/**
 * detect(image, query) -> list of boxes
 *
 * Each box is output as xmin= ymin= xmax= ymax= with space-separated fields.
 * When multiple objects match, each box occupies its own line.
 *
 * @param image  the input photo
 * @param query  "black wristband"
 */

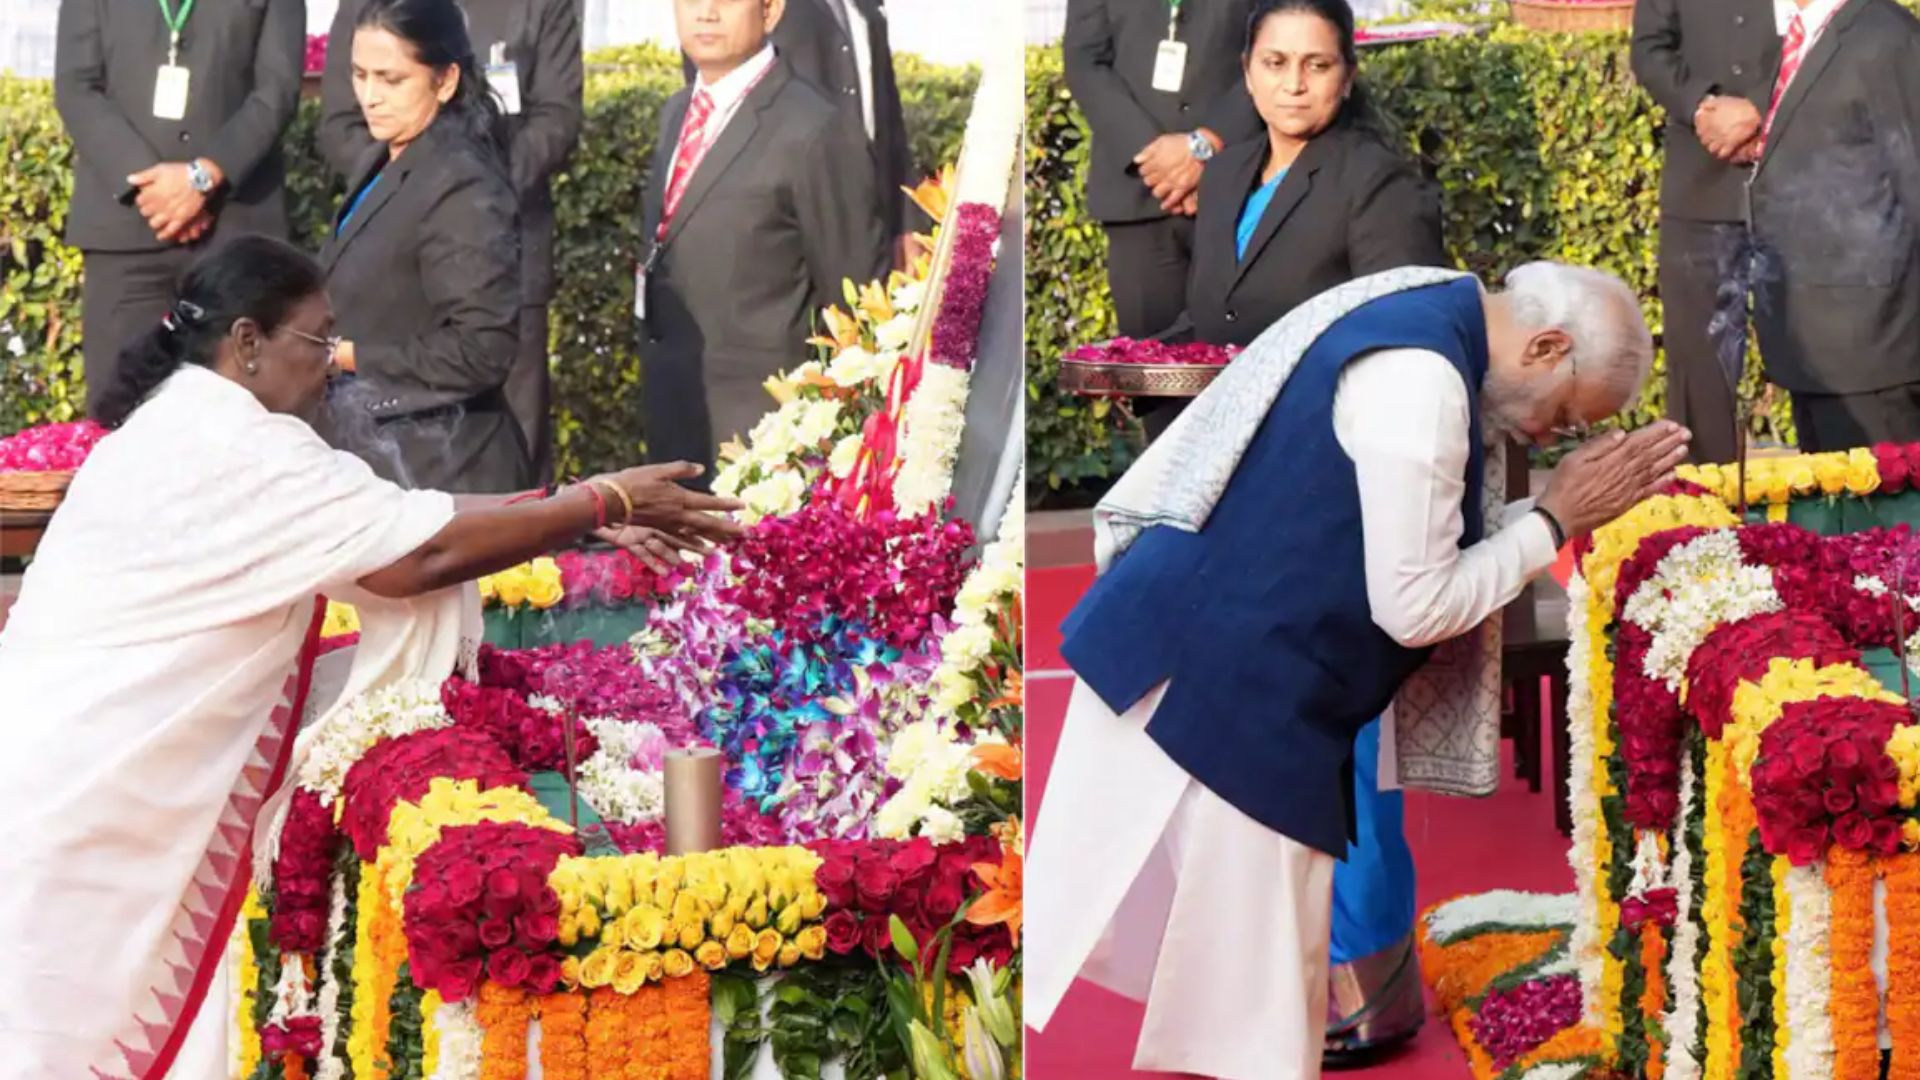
xmin=1534 ymin=505 xmax=1567 ymax=549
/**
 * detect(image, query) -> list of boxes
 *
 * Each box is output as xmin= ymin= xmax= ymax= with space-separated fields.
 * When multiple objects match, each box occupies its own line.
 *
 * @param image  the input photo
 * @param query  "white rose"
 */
xmin=827 ymin=346 xmax=879 ymax=388
xmin=713 ymin=461 xmax=746 ymax=498
xmin=829 ymin=434 xmax=864 ymax=479
xmin=742 ymin=472 xmax=803 ymax=518
xmin=875 ymin=314 xmax=915 ymax=352
xmin=890 ymin=280 xmax=927 ymax=312
xmin=920 ymin=805 xmax=965 ymax=844
xmin=797 ymin=400 xmax=842 ymax=446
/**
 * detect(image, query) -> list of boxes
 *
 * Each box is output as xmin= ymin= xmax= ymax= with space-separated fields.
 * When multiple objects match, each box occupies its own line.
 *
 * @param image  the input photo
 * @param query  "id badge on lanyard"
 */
xmin=486 ymin=42 xmax=523 ymax=116
xmin=1152 ymin=0 xmax=1188 ymax=93
xmin=634 ymin=238 xmax=664 ymax=322
xmin=152 ymin=0 xmax=195 ymax=120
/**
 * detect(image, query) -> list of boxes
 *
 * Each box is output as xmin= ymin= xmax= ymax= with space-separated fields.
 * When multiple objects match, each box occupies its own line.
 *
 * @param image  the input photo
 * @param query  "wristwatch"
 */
xmin=186 ymin=160 xmax=217 ymax=194
xmin=1186 ymin=130 xmax=1216 ymax=162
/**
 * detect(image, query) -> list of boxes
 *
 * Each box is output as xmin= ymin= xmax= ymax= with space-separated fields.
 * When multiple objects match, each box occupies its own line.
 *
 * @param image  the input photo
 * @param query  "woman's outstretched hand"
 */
xmin=591 ymin=462 xmax=746 ymax=572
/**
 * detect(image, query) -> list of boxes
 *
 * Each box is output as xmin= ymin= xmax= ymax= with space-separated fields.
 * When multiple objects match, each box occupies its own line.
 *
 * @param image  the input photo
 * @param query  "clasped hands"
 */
xmin=1134 ymin=132 xmax=1207 ymax=216
xmin=1694 ymin=95 xmax=1765 ymax=164
xmin=127 ymin=160 xmax=223 ymax=246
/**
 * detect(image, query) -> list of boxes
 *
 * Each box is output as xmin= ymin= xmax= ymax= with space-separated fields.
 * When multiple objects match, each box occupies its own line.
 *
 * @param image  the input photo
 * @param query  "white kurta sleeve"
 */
xmin=1332 ymin=347 xmax=1558 ymax=649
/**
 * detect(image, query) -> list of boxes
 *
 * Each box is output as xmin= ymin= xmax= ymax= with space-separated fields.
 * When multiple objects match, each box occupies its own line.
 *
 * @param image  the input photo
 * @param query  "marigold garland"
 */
xmin=348 ymin=861 xmax=385 ymax=1080
xmin=660 ymin=973 xmax=712 ymax=1079
xmin=422 ymin=988 xmax=442 ymax=1079
xmin=1826 ymin=848 xmax=1880 ymax=1080
xmin=1719 ymin=758 xmax=1757 ymax=1079
xmin=537 ymin=991 xmax=590 ymax=1080
xmin=1701 ymin=740 xmax=1735 ymax=1080
xmin=476 ymin=982 xmax=533 ymax=1080
xmin=1770 ymin=857 xmax=1790 ymax=1080
xmin=1640 ymin=918 xmax=1668 ymax=1080
xmin=584 ymin=987 xmax=627 ymax=1077
xmin=1883 ymin=853 xmax=1920 ymax=1079
xmin=235 ymin=887 xmax=266 ymax=1078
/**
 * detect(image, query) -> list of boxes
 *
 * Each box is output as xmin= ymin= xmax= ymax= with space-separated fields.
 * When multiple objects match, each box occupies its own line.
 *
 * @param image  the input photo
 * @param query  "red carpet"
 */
xmin=1024 ymin=565 xmax=1573 ymax=1079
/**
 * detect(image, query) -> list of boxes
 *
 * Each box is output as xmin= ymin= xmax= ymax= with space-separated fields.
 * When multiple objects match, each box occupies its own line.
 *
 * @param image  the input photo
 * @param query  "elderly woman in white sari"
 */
xmin=0 ymin=236 xmax=742 ymax=1080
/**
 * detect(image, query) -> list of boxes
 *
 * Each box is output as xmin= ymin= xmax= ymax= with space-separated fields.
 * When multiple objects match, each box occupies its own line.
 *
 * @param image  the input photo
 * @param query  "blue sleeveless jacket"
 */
xmin=1060 ymin=278 xmax=1490 ymax=856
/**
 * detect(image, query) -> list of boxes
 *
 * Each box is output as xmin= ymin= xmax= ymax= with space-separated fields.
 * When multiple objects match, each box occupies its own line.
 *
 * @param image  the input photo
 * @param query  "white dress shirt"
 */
xmin=1331 ymin=348 xmax=1560 ymax=649
xmin=1775 ymin=0 xmax=1849 ymax=46
xmin=691 ymin=43 xmax=778 ymax=154
xmin=838 ymin=0 xmax=879 ymax=140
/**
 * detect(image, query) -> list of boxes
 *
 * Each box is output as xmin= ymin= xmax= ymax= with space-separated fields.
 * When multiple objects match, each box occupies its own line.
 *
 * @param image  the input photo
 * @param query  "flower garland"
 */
xmin=474 ymin=982 xmax=532 ymax=1080
xmin=891 ymin=361 xmax=973 ymax=519
xmin=427 ymin=999 xmax=481 ymax=1080
xmin=571 ymin=715 xmax=667 ymax=825
xmin=401 ymin=813 xmax=580 ymax=1002
xmin=315 ymin=854 xmax=358 ymax=1080
xmin=1640 ymin=915 xmax=1669 ymax=1079
xmin=1884 ymin=854 xmax=1920 ymax=1078
xmin=1750 ymin=696 xmax=1909 ymax=864
xmin=1700 ymin=740 xmax=1736 ymax=1080
xmin=234 ymin=888 xmax=266 ymax=1079
xmin=1825 ymin=847 xmax=1880 ymax=1080
xmin=441 ymin=677 xmax=599 ymax=774
xmin=1779 ymin=859 xmax=1835 ymax=1080
xmin=338 ymin=727 xmax=528 ymax=861
xmin=930 ymin=487 xmax=1023 ymax=721
xmin=1620 ymin=529 xmax=1782 ymax=696
xmin=1564 ymin=571 xmax=1609 ymax=1027
xmin=1663 ymin=732 xmax=1706 ymax=1080
xmin=536 ymin=991 xmax=589 ymax=1080
xmin=293 ymin=678 xmax=453 ymax=806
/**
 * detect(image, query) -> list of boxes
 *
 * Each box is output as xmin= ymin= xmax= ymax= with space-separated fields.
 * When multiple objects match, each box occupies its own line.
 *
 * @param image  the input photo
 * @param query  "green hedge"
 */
xmin=0 ymin=45 xmax=977 ymax=479
xmin=1024 ymin=29 xmax=1793 ymax=506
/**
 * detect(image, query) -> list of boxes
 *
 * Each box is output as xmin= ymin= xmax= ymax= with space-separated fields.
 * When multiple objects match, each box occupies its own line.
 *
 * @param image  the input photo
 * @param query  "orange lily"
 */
xmin=967 ymin=838 xmax=1022 ymax=942
xmin=971 ymin=742 xmax=1023 ymax=782
xmin=985 ymin=670 xmax=1023 ymax=711
xmin=905 ymin=166 xmax=955 ymax=225
xmin=856 ymin=280 xmax=896 ymax=326
xmin=806 ymin=305 xmax=863 ymax=352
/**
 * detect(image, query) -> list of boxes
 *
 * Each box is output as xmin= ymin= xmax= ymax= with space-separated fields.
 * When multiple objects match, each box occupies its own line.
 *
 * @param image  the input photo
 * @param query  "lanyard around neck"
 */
xmin=157 ymin=0 xmax=196 ymax=64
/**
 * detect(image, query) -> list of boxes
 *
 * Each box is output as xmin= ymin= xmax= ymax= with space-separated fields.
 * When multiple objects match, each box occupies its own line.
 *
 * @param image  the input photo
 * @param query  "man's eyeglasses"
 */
xmin=285 ymin=328 xmax=343 ymax=366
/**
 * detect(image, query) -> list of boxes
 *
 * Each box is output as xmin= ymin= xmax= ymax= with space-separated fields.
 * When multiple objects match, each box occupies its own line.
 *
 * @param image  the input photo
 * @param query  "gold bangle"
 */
xmin=591 ymin=478 xmax=633 ymax=526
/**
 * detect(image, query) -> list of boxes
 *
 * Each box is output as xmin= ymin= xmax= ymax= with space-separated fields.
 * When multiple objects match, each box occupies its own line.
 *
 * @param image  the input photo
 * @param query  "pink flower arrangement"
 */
xmin=1062 ymin=338 xmax=1238 ymax=367
xmin=929 ymin=204 xmax=1000 ymax=371
xmin=261 ymin=1016 xmax=323 ymax=1060
xmin=1751 ymin=697 xmax=1909 ymax=865
xmin=337 ymin=728 xmax=526 ymax=860
xmin=599 ymin=788 xmax=786 ymax=855
xmin=553 ymin=549 xmax=688 ymax=610
xmin=304 ymin=34 xmax=327 ymax=76
xmin=269 ymin=789 xmax=339 ymax=952
xmin=401 ymin=821 xmax=580 ymax=1002
xmin=0 ymin=420 xmax=105 ymax=471
xmin=1468 ymin=976 xmax=1582 ymax=1069
xmin=441 ymin=677 xmax=599 ymax=774
xmin=477 ymin=642 xmax=703 ymax=744
xmin=723 ymin=497 xmax=976 ymax=649
xmin=809 ymin=835 xmax=1014 ymax=973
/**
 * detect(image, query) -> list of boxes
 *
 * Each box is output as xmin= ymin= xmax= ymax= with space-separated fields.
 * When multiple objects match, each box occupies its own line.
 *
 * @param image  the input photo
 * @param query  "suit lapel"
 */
xmin=648 ymin=94 xmax=690 ymax=238
xmin=1757 ymin=0 xmax=1859 ymax=174
xmin=1230 ymin=138 xmax=1329 ymax=292
xmin=325 ymin=144 xmax=404 ymax=269
xmin=665 ymin=64 xmax=791 ymax=245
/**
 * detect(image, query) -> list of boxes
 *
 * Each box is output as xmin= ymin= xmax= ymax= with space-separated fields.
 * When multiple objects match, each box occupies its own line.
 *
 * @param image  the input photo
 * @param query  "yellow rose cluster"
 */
xmin=1680 ymin=449 xmax=1880 ymax=507
xmin=549 ymin=847 xmax=830 ymax=993
xmin=1725 ymin=659 xmax=1903 ymax=783
xmin=383 ymin=779 xmax=569 ymax=904
xmin=477 ymin=556 xmax=564 ymax=610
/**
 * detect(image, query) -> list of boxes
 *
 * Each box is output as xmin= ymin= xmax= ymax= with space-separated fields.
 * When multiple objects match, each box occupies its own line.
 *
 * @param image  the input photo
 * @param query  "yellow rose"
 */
xmin=623 ymin=906 xmax=666 ymax=952
xmin=710 ymin=906 xmax=737 ymax=939
xmin=477 ymin=576 xmax=497 ymax=603
xmin=653 ymin=881 xmax=678 ymax=912
xmin=1813 ymin=457 xmax=1849 ymax=495
xmin=579 ymin=947 xmax=618 ymax=989
xmin=527 ymin=570 xmax=565 ymax=609
xmin=607 ymin=872 xmax=634 ymax=913
xmin=745 ymin=896 xmax=770 ymax=930
xmin=777 ymin=942 xmax=802 ymax=969
xmin=695 ymin=940 xmax=729 ymax=971
xmin=576 ymin=904 xmax=602 ymax=940
xmin=1785 ymin=460 xmax=1817 ymax=495
xmin=662 ymin=949 xmax=696 ymax=979
xmin=775 ymin=902 xmax=803 ymax=937
xmin=796 ymin=926 xmax=828 ymax=961
xmin=726 ymin=924 xmax=756 ymax=960
xmin=642 ymin=953 xmax=666 ymax=983
xmin=561 ymin=955 xmax=583 ymax=988
xmin=798 ymin=889 xmax=827 ymax=922
xmin=675 ymin=918 xmax=705 ymax=951
xmin=658 ymin=860 xmax=687 ymax=891
xmin=1846 ymin=465 xmax=1879 ymax=495
xmin=494 ymin=569 xmax=530 ymax=608
xmin=672 ymin=890 xmax=704 ymax=926
xmin=600 ymin=919 xmax=626 ymax=951
xmin=1905 ymin=820 xmax=1920 ymax=851
xmin=1762 ymin=468 xmax=1792 ymax=506
xmin=558 ymin=916 xmax=579 ymax=948
xmin=752 ymin=929 xmax=783 ymax=972
xmin=612 ymin=950 xmax=649 ymax=995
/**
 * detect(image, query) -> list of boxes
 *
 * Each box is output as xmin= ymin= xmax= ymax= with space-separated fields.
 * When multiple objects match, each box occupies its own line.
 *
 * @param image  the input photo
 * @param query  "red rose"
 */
xmin=479 ymin=916 xmax=514 ymax=949
xmin=824 ymin=911 xmax=863 ymax=955
xmin=1824 ymin=787 xmax=1858 ymax=815
xmin=983 ymin=936 xmax=1015 ymax=969
xmin=1788 ymin=735 xmax=1828 ymax=778
xmin=1787 ymin=826 xmax=1828 ymax=866
xmin=446 ymin=862 xmax=486 ymax=906
xmin=1861 ymin=778 xmax=1901 ymax=815
xmin=862 ymin=916 xmax=894 ymax=959
xmin=486 ymin=868 xmax=522 ymax=901
xmin=889 ymin=839 xmax=938 ymax=882
xmin=517 ymin=913 xmax=560 ymax=946
xmin=446 ymin=957 xmax=486 ymax=1001
xmin=854 ymin=860 xmax=899 ymax=912
xmin=1835 ymin=812 xmax=1874 ymax=850
xmin=533 ymin=888 xmax=562 ymax=917
xmin=817 ymin=855 xmax=856 ymax=892
xmin=487 ymin=947 xmax=532 ymax=987
xmin=948 ymin=935 xmax=981 ymax=972
xmin=924 ymin=877 xmax=966 ymax=922
xmin=526 ymin=953 xmax=563 ymax=996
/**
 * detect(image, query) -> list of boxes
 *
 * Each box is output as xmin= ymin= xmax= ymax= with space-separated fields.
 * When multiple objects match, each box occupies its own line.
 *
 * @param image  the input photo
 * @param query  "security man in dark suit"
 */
xmin=55 ymin=0 xmax=305 ymax=417
xmin=320 ymin=0 xmax=583 ymax=487
xmin=1064 ymin=0 xmax=1264 ymax=342
xmin=686 ymin=0 xmax=917 ymax=264
xmin=641 ymin=0 xmax=888 ymax=483
xmin=1631 ymin=0 xmax=1781 ymax=465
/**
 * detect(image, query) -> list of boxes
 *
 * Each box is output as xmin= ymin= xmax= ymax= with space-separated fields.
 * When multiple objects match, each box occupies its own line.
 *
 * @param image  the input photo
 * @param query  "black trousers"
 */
xmin=1790 ymin=384 xmax=1920 ymax=453
xmin=1104 ymin=215 xmax=1197 ymax=443
xmin=80 ymin=246 xmax=200 ymax=416
xmin=1658 ymin=218 xmax=1749 ymax=467
xmin=506 ymin=304 xmax=554 ymax=487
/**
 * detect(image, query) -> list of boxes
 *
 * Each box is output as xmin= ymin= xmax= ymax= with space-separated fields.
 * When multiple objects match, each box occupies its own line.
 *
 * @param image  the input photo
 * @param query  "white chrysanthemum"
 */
xmin=827 ymin=345 xmax=883 ymax=388
xmin=1663 ymin=743 xmax=1703 ymax=1080
xmin=1421 ymin=890 xmax=1578 ymax=946
xmin=875 ymin=313 xmax=916 ymax=352
xmin=741 ymin=470 xmax=806 ymax=520
xmin=1780 ymin=862 xmax=1834 ymax=1080
xmin=796 ymin=399 xmax=842 ymax=446
xmin=428 ymin=1000 xmax=483 ymax=1080
xmin=886 ymin=720 xmax=952 ymax=782
xmin=892 ymin=365 xmax=971 ymax=517
xmin=920 ymin=805 xmax=965 ymax=844
xmin=713 ymin=459 xmax=747 ymax=498
xmin=829 ymin=434 xmax=864 ymax=479
xmin=1621 ymin=530 xmax=1781 ymax=691
xmin=297 ymin=679 xmax=452 ymax=803
xmin=941 ymin=622 xmax=996 ymax=671
xmin=891 ymin=279 xmax=927 ymax=312
xmin=315 ymin=872 xmax=352 ymax=1080
xmin=875 ymin=779 xmax=932 ymax=839
xmin=1563 ymin=572 xmax=1607 ymax=1023
xmin=933 ymin=671 xmax=976 ymax=715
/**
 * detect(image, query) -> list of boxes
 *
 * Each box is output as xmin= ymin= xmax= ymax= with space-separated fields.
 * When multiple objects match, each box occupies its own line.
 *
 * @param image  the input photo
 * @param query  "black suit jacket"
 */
xmin=54 ymin=0 xmax=303 ymax=252
xmin=1749 ymin=0 xmax=1920 ymax=395
xmin=1178 ymin=127 xmax=1448 ymax=347
xmin=1630 ymin=0 xmax=1781 ymax=222
xmin=683 ymin=0 xmax=914 ymax=234
xmin=638 ymin=58 xmax=888 ymax=472
xmin=1063 ymin=0 xmax=1264 ymax=224
xmin=320 ymin=0 xmax=584 ymax=307
xmin=319 ymin=118 xmax=531 ymax=493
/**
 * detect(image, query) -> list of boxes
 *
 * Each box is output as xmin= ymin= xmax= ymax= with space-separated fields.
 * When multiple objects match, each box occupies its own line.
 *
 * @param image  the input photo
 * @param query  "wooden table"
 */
xmin=0 ymin=510 xmax=50 ymax=559
xmin=1503 ymin=581 xmax=1573 ymax=835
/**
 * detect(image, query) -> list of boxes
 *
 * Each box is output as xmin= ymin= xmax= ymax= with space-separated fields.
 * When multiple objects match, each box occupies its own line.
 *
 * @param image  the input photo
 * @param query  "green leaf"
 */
xmin=889 ymin=914 xmax=920 ymax=966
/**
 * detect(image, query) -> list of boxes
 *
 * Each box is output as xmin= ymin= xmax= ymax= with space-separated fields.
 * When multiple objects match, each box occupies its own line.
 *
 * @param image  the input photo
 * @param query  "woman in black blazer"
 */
xmin=1145 ymin=0 xmax=1447 ymax=433
xmin=320 ymin=0 xmax=530 ymax=493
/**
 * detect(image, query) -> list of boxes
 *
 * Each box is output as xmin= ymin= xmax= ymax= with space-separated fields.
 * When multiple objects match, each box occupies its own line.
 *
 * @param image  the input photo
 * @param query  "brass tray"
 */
xmin=1058 ymin=360 xmax=1227 ymax=398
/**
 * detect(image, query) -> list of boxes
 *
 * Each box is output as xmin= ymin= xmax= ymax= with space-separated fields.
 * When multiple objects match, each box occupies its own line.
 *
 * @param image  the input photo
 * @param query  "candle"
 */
xmin=663 ymin=747 xmax=724 ymax=855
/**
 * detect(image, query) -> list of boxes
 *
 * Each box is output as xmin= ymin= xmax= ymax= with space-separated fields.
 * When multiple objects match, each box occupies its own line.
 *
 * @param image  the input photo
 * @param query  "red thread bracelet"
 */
xmin=580 ymin=482 xmax=608 ymax=529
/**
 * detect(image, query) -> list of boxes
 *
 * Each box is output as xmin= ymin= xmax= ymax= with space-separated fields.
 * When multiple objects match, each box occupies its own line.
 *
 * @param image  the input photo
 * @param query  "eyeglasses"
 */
xmin=285 ymin=328 xmax=343 ymax=366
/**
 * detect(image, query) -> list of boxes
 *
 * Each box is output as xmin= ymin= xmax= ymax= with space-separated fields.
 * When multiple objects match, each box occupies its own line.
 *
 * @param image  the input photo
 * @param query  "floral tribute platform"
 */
xmin=1420 ymin=447 xmax=1920 ymax=1080
xmin=203 ymin=40 xmax=1026 ymax=1080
